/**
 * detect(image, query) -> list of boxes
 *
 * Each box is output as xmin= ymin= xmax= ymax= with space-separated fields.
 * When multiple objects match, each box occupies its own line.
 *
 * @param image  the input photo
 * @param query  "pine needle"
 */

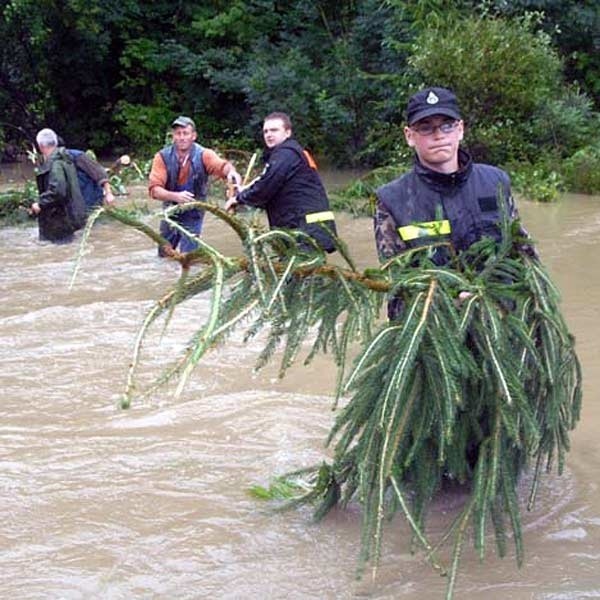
xmin=81 ymin=196 xmax=582 ymax=600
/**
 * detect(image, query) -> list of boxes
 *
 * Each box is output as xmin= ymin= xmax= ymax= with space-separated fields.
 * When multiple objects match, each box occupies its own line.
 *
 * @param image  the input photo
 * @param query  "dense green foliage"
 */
xmin=1 ymin=0 xmax=600 ymax=192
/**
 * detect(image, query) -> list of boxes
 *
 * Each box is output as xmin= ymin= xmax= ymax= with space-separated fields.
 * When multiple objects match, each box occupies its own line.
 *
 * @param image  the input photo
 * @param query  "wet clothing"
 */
xmin=35 ymin=147 xmax=86 ymax=243
xmin=374 ymin=149 xmax=532 ymax=318
xmin=159 ymin=143 xmax=209 ymax=201
xmin=157 ymin=142 xmax=206 ymax=254
xmin=236 ymin=138 xmax=337 ymax=253
xmin=66 ymin=149 xmax=109 ymax=211
xmin=149 ymin=143 xmax=232 ymax=254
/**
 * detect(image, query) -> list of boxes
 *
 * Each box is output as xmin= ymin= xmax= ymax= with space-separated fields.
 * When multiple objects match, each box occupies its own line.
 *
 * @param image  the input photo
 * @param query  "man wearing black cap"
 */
xmin=149 ymin=115 xmax=241 ymax=256
xmin=374 ymin=86 xmax=532 ymax=318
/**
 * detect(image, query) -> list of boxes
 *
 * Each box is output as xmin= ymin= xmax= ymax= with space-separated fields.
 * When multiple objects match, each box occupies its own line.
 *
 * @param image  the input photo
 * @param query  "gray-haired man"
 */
xmin=30 ymin=128 xmax=86 ymax=243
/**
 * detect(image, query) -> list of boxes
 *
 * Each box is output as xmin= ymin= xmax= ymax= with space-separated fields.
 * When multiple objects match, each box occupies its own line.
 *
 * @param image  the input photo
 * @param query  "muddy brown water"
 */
xmin=1 ymin=187 xmax=600 ymax=599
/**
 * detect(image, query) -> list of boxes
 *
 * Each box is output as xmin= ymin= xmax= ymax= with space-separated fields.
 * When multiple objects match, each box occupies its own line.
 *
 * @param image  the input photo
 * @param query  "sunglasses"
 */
xmin=410 ymin=120 xmax=459 ymax=136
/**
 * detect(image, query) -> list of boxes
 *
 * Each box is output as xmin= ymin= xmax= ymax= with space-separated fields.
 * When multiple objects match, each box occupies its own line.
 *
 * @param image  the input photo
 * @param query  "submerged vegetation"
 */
xmin=0 ymin=183 xmax=37 ymax=226
xmin=329 ymin=164 xmax=407 ymax=216
xmin=71 ymin=196 xmax=581 ymax=599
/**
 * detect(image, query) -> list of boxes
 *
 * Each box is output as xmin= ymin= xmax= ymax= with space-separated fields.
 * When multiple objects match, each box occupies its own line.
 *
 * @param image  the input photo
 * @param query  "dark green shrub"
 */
xmin=0 ymin=183 xmax=37 ymax=225
xmin=329 ymin=164 xmax=409 ymax=216
xmin=527 ymin=88 xmax=599 ymax=158
xmin=561 ymin=144 xmax=600 ymax=194
xmin=509 ymin=161 xmax=564 ymax=203
xmin=113 ymin=102 xmax=174 ymax=157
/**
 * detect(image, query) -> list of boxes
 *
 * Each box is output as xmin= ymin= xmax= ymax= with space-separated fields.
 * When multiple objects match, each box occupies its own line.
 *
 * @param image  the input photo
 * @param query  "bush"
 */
xmin=329 ymin=163 xmax=409 ymax=216
xmin=113 ymin=102 xmax=174 ymax=157
xmin=561 ymin=144 xmax=600 ymax=194
xmin=509 ymin=161 xmax=564 ymax=203
xmin=0 ymin=183 xmax=37 ymax=225
xmin=527 ymin=87 xmax=599 ymax=158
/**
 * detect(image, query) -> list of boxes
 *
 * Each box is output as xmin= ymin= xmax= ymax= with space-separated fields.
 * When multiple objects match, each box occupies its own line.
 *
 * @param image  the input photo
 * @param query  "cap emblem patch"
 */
xmin=426 ymin=91 xmax=439 ymax=105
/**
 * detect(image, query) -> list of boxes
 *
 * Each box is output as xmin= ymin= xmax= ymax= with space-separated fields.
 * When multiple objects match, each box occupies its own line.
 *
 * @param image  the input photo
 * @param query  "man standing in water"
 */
xmin=225 ymin=112 xmax=337 ymax=253
xmin=149 ymin=115 xmax=241 ymax=256
xmin=374 ymin=86 xmax=534 ymax=318
xmin=30 ymin=128 xmax=86 ymax=243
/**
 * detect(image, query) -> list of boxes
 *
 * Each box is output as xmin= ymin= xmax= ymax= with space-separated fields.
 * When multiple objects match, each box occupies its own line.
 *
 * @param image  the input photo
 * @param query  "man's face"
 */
xmin=263 ymin=118 xmax=291 ymax=148
xmin=39 ymin=144 xmax=55 ymax=160
xmin=404 ymin=116 xmax=464 ymax=173
xmin=172 ymin=125 xmax=197 ymax=153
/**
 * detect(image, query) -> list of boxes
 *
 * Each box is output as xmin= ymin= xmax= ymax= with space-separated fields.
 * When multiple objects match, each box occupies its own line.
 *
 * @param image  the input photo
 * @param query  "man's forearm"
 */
xmin=374 ymin=202 xmax=406 ymax=261
xmin=151 ymin=185 xmax=194 ymax=204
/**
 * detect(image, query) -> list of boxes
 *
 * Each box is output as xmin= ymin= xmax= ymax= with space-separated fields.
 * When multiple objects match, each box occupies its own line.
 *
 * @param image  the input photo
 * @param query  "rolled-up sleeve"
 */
xmin=202 ymin=149 xmax=234 ymax=179
xmin=148 ymin=153 xmax=168 ymax=198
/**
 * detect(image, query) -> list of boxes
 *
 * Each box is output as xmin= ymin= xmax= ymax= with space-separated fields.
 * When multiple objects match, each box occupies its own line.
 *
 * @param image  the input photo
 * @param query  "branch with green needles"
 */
xmin=71 ymin=199 xmax=581 ymax=600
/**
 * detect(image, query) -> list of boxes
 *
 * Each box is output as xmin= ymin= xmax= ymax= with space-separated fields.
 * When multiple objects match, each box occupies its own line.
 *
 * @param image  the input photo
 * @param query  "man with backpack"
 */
xmin=30 ymin=128 xmax=87 ymax=243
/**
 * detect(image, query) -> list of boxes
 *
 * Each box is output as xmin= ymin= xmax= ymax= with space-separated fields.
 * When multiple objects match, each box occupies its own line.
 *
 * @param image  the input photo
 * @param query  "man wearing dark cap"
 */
xmin=374 ymin=86 xmax=533 ymax=318
xmin=149 ymin=115 xmax=241 ymax=256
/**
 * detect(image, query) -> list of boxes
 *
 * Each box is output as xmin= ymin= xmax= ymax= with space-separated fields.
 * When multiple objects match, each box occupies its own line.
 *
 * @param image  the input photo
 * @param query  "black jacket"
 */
xmin=376 ymin=149 xmax=517 ymax=265
xmin=237 ymin=138 xmax=337 ymax=252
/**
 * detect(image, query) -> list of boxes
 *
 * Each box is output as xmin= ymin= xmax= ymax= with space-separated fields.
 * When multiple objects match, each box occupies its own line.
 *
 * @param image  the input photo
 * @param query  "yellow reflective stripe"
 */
xmin=398 ymin=220 xmax=451 ymax=241
xmin=306 ymin=211 xmax=335 ymax=224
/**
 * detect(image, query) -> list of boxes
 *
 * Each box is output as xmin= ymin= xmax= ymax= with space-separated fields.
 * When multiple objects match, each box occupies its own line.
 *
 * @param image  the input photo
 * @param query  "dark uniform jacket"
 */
xmin=374 ymin=149 xmax=528 ymax=264
xmin=374 ymin=149 xmax=532 ymax=318
xmin=35 ymin=148 xmax=86 ymax=242
xmin=237 ymin=138 xmax=337 ymax=252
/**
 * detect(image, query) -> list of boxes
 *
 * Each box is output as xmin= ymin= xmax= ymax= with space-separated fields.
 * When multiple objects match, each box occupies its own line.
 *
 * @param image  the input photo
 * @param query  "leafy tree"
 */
xmin=236 ymin=0 xmax=415 ymax=164
xmin=2 ymin=0 xmax=600 ymax=176
xmin=1 ymin=0 xmax=132 ymax=152
xmin=0 ymin=0 xmax=51 ymax=150
xmin=478 ymin=0 xmax=600 ymax=102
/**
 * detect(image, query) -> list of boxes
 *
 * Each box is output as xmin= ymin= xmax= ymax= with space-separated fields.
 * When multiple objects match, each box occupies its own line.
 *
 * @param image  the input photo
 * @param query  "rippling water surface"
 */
xmin=1 ymin=191 xmax=600 ymax=599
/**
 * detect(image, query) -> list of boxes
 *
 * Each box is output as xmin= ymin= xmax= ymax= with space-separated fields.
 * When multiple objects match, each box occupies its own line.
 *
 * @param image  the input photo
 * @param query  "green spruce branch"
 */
xmin=75 ymin=202 xmax=386 ymax=408
xmin=72 ymin=200 xmax=581 ymax=600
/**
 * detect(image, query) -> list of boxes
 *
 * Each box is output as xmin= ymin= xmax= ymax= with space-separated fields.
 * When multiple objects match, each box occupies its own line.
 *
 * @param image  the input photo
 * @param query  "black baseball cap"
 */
xmin=406 ymin=87 xmax=461 ymax=125
xmin=171 ymin=115 xmax=196 ymax=129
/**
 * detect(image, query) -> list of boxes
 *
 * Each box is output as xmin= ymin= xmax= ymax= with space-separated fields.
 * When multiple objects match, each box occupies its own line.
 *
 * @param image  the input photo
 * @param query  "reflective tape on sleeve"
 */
xmin=398 ymin=219 xmax=451 ymax=241
xmin=306 ymin=211 xmax=335 ymax=224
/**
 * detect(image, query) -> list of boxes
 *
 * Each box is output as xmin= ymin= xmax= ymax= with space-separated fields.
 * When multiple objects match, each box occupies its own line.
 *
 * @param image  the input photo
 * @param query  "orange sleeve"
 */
xmin=148 ymin=152 xmax=168 ymax=197
xmin=201 ymin=149 xmax=233 ymax=179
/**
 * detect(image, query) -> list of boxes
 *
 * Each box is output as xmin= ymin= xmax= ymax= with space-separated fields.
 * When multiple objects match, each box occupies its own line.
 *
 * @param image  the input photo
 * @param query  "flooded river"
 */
xmin=1 ymin=189 xmax=600 ymax=599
